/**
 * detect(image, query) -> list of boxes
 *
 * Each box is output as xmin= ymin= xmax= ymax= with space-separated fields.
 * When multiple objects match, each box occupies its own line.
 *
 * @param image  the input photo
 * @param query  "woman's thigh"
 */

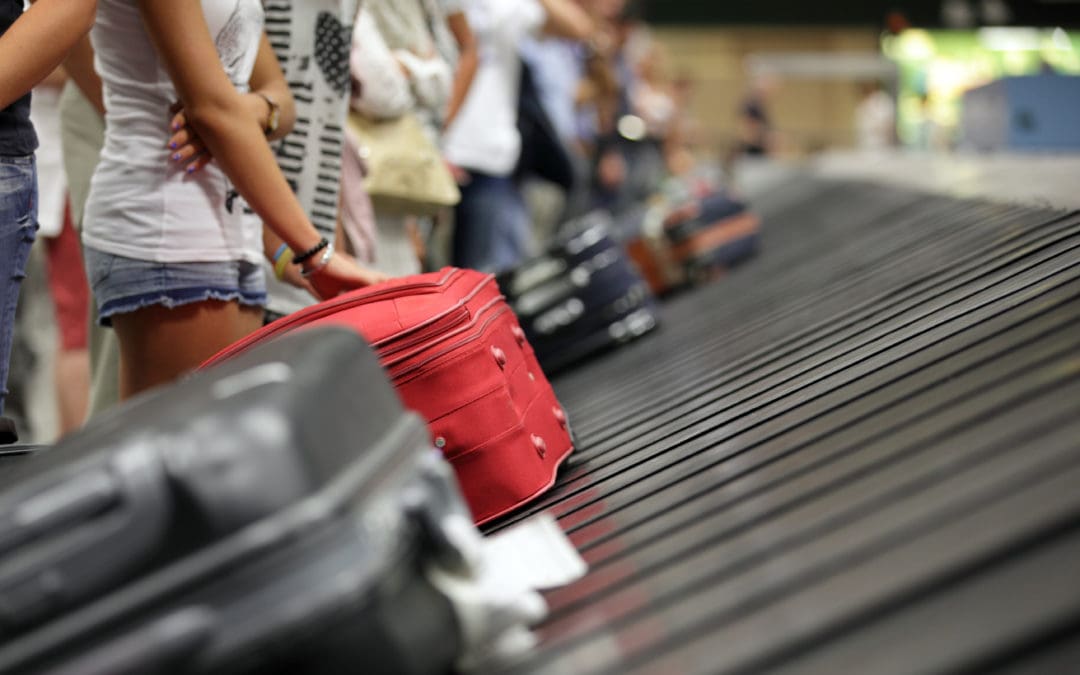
xmin=82 ymin=251 xmax=267 ymax=398
xmin=112 ymin=299 xmax=262 ymax=398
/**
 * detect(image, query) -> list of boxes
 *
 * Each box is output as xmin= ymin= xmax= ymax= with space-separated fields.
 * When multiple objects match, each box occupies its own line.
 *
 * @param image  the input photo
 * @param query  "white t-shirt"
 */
xmin=83 ymin=0 xmax=265 ymax=264
xmin=441 ymin=0 xmax=544 ymax=177
xmin=258 ymin=0 xmax=360 ymax=316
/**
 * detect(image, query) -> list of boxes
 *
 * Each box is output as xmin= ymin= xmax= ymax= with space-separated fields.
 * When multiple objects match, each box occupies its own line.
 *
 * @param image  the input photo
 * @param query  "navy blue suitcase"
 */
xmin=663 ymin=192 xmax=747 ymax=244
xmin=663 ymin=192 xmax=762 ymax=283
xmin=0 ymin=328 xmax=487 ymax=675
xmin=498 ymin=213 xmax=659 ymax=372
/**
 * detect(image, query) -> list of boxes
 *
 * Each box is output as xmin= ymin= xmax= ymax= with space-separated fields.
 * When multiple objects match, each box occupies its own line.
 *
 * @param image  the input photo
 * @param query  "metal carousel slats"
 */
xmin=499 ymin=204 xmax=1075 ymax=528
xmin=556 ymin=197 xmax=1063 ymax=436
xmin=494 ymin=178 xmax=1080 ymax=675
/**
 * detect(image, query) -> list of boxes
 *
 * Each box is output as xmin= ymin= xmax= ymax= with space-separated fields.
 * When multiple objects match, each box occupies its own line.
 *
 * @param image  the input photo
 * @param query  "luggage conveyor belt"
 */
xmin=488 ymin=177 xmax=1080 ymax=674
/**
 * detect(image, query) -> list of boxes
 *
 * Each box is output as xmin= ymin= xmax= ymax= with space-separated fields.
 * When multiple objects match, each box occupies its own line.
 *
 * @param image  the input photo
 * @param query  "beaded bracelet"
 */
xmin=301 ymin=242 xmax=335 ymax=278
xmin=293 ymin=237 xmax=329 ymax=265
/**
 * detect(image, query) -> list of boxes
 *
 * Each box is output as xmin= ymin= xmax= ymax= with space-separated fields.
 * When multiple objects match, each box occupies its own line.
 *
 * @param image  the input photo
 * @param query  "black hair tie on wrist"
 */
xmin=292 ymin=237 xmax=329 ymax=265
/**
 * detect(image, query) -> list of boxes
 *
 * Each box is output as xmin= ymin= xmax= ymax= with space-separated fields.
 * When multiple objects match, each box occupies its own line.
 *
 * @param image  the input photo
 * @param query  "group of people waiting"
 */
xmin=1 ymin=0 xmax=696 ymax=442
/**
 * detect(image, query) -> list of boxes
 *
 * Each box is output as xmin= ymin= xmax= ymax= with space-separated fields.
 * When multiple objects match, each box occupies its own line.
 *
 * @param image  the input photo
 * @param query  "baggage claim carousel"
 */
xmin=489 ymin=160 xmax=1080 ymax=674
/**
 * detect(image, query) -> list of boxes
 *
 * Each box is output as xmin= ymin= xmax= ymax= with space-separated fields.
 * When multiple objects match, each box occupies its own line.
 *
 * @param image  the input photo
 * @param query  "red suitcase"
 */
xmin=204 ymin=268 xmax=574 ymax=525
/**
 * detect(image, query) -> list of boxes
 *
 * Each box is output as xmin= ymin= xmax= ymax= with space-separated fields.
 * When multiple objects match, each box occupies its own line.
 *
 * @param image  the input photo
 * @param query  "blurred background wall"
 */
xmin=651 ymin=26 xmax=882 ymax=156
xmin=640 ymin=0 xmax=1080 ymax=158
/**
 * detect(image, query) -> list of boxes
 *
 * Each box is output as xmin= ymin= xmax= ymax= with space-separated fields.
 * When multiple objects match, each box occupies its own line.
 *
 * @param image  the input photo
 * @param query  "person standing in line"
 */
xmin=0 ymin=0 xmax=98 ymax=441
xmin=736 ymin=75 xmax=779 ymax=158
xmin=58 ymin=41 xmax=119 ymax=421
xmin=348 ymin=0 xmax=456 ymax=276
xmin=29 ymin=66 xmax=93 ymax=436
xmin=854 ymin=80 xmax=896 ymax=152
xmin=342 ymin=0 xmax=477 ymax=273
xmin=436 ymin=0 xmax=479 ymax=132
xmin=136 ymin=0 xmax=378 ymax=323
xmin=443 ymin=0 xmax=593 ymax=273
xmin=254 ymin=0 xmax=372 ymax=323
xmin=81 ymin=0 xmax=386 ymax=400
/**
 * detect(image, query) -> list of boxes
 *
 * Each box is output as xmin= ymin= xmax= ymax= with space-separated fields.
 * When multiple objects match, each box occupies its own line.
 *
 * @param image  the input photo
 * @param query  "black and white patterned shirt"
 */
xmin=259 ymin=0 xmax=360 ymax=315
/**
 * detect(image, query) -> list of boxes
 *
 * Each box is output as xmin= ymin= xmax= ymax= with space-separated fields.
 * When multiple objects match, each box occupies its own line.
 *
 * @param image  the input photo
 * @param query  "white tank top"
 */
xmin=83 ymin=0 xmax=265 ymax=264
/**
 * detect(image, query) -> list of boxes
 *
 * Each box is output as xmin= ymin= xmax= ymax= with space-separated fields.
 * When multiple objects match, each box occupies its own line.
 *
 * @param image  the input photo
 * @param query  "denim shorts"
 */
xmin=83 ymin=247 xmax=267 ymax=326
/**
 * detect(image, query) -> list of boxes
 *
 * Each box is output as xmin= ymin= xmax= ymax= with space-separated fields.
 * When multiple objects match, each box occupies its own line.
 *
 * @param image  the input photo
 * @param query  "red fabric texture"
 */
xmin=204 ymin=268 xmax=574 ymax=524
xmin=45 ymin=201 xmax=90 ymax=351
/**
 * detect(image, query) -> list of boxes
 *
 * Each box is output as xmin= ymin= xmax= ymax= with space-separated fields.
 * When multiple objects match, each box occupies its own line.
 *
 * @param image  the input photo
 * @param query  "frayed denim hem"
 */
xmin=98 ymin=287 xmax=268 ymax=327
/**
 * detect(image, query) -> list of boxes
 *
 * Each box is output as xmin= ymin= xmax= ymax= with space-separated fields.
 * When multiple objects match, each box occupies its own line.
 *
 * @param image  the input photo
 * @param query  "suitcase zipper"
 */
xmin=380 ymin=296 xmax=506 ymax=370
xmin=388 ymin=303 xmax=511 ymax=380
xmin=374 ymin=306 xmax=471 ymax=358
xmin=370 ymin=275 xmax=493 ymax=353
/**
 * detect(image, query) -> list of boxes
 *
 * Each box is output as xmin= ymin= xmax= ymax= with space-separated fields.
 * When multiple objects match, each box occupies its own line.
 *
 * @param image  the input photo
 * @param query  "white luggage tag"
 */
xmin=426 ymin=513 xmax=587 ymax=672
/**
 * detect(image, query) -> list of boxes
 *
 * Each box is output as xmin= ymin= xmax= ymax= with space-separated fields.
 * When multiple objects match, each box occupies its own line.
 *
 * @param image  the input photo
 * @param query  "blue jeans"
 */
xmin=0 ymin=155 xmax=38 ymax=416
xmin=452 ymin=173 xmax=531 ymax=273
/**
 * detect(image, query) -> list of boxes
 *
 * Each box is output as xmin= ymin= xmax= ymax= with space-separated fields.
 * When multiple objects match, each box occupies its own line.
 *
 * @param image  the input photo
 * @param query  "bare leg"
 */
xmin=53 ymin=347 xmax=90 ymax=434
xmin=111 ymin=300 xmax=263 ymax=400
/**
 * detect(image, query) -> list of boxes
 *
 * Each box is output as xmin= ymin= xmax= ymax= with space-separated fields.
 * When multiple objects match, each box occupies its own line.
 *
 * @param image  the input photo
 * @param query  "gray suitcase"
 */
xmin=0 ymin=328 xmax=480 ymax=674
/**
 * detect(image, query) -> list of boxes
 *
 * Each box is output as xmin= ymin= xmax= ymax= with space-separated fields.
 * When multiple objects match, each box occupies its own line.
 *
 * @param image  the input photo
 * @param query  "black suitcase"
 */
xmin=498 ymin=212 xmax=658 ymax=373
xmin=0 ymin=328 xmax=480 ymax=675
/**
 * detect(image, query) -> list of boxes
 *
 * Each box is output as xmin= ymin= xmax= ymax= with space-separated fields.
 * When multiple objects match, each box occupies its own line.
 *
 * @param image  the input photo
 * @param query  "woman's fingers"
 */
xmin=169 ymin=137 xmax=205 ymax=163
xmin=167 ymin=124 xmax=214 ymax=174
xmin=186 ymin=152 xmax=213 ymax=174
xmin=167 ymin=125 xmax=192 ymax=151
xmin=169 ymin=140 xmax=214 ymax=175
xmin=169 ymin=106 xmax=187 ymax=132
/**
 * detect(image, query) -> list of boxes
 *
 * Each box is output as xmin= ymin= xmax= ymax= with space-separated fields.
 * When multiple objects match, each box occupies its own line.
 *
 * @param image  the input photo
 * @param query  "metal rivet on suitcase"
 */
xmin=531 ymin=434 xmax=547 ymax=458
xmin=434 ymin=436 xmax=447 ymax=449
xmin=528 ymin=372 xmax=536 ymax=382
xmin=553 ymin=407 xmax=567 ymax=429
xmin=511 ymin=326 xmax=526 ymax=346
xmin=491 ymin=346 xmax=507 ymax=369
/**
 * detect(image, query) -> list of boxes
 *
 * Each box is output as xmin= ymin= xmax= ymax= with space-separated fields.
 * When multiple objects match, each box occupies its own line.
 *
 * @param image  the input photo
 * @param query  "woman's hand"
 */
xmin=305 ymin=252 xmax=390 ymax=301
xmin=276 ymin=257 xmax=316 ymax=296
xmin=167 ymin=93 xmax=274 ymax=174
xmin=446 ymin=159 xmax=470 ymax=186
xmin=167 ymin=103 xmax=212 ymax=174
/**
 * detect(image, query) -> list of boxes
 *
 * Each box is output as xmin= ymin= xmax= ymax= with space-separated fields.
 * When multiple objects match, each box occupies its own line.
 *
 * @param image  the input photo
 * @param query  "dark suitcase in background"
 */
xmin=663 ymin=192 xmax=762 ymax=283
xmin=498 ymin=212 xmax=659 ymax=373
xmin=0 ymin=328 xmax=485 ymax=675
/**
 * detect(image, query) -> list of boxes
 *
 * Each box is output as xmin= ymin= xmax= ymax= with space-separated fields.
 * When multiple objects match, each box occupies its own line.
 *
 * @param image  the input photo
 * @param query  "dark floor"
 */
xmin=489 ymin=176 xmax=1080 ymax=675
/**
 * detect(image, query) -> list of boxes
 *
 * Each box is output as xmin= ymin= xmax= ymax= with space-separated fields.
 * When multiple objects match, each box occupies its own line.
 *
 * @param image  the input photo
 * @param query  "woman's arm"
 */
xmin=0 ymin=0 xmax=97 ymax=110
xmin=537 ymin=0 xmax=593 ymax=41
xmin=350 ymin=10 xmax=414 ymax=120
xmin=139 ymin=0 xmax=318 ymax=254
xmin=168 ymin=34 xmax=295 ymax=172
xmin=246 ymin=34 xmax=296 ymax=140
xmin=139 ymin=0 xmax=385 ymax=294
xmin=442 ymin=11 xmax=477 ymax=129
xmin=39 ymin=66 xmax=67 ymax=89
xmin=63 ymin=35 xmax=105 ymax=116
